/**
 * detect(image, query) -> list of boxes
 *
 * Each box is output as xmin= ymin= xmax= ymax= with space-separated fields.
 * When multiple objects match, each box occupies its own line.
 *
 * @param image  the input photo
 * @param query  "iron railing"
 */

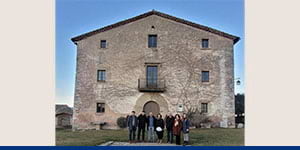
xmin=138 ymin=78 xmax=166 ymax=92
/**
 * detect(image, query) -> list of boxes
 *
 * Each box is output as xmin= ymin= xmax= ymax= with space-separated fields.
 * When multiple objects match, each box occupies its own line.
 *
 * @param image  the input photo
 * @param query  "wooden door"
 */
xmin=143 ymin=101 xmax=160 ymax=116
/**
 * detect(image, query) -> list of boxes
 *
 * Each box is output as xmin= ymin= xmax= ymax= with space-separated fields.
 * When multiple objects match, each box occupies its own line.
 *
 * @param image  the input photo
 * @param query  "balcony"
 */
xmin=138 ymin=78 xmax=166 ymax=92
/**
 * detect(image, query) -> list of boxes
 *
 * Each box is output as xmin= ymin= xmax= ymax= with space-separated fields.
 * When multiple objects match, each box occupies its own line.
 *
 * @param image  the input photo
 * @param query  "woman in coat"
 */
xmin=182 ymin=113 xmax=190 ymax=145
xmin=155 ymin=113 xmax=165 ymax=144
xmin=173 ymin=114 xmax=182 ymax=145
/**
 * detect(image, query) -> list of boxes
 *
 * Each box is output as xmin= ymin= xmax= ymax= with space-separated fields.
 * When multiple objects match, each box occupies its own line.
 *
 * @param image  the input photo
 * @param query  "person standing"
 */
xmin=155 ymin=113 xmax=165 ymax=144
xmin=137 ymin=111 xmax=147 ymax=142
xmin=127 ymin=111 xmax=138 ymax=143
xmin=147 ymin=112 xmax=156 ymax=142
xmin=182 ymin=113 xmax=190 ymax=146
xmin=173 ymin=114 xmax=182 ymax=145
xmin=165 ymin=113 xmax=174 ymax=143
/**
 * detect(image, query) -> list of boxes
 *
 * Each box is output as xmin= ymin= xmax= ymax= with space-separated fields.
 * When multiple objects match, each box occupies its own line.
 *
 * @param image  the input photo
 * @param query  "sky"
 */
xmin=56 ymin=0 xmax=244 ymax=107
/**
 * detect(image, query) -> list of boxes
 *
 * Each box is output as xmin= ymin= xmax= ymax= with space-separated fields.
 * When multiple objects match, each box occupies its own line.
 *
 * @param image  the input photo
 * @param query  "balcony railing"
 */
xmin=138 ymin=78 xmax=166 ymax=92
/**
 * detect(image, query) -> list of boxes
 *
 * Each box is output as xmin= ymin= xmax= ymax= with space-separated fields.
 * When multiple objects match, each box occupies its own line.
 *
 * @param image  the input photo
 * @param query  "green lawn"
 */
xmin=56 ymin=128 xmax=244 ymax=146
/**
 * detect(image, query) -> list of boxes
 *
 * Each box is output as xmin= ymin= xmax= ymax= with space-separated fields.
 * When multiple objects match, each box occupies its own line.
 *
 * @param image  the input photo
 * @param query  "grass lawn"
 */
xmin=56 ymin=128 xmax=244 ymax=146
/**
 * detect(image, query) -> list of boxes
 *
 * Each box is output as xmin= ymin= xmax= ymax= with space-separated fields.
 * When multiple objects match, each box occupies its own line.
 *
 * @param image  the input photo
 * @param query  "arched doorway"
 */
xmin=143 ymin=101 xmax=160 ymax=116
xmin=134 ymin=93 xmax=168 ymax=117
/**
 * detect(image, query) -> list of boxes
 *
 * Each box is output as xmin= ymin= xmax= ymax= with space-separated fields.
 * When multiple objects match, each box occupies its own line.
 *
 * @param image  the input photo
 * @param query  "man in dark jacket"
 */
xmin=165 ymin=113 xmax=175 ymax=143
xmin=137 ymin=111 xmax=147 ymax=142
xmin=127 ymin=111 xmax=138 ymax=143
xmin=147 ymin=112 xmax=156 ymax=142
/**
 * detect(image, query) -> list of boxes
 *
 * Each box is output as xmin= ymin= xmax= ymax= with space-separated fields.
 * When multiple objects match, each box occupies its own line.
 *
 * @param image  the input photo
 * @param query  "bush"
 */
xmin=186 ymin=107 xmax=212 ymax=128
xmin=117 ymin=116 xmax=127 ymax=128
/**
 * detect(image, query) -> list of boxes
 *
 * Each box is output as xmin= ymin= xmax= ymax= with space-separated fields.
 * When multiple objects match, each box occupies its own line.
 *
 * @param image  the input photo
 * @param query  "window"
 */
xmin=100 ymin=40 xmax=106 ymax=48
xmin=96 ymin=103 xmax=105 ymax=113
xmin=201 ymin=71 xmax=209 ymax=82
xmin=201 ymin=103 xmax=208 ymax=113
xmin=148 ymin=35 xmax=157 ymax=48
xmin=202 ymin=39 xmax=209 ymax=48
xmin=97 ymin=70 xmax=106 ymax=81
xmin=146 ymin=66 xmax=158 ymax=87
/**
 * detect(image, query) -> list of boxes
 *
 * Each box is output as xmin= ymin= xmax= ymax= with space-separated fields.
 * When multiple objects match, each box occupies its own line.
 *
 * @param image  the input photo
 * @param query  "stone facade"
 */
xmin=56 ymin=104 xmax=73 ymax=128
xmin=71 ymin=11 xmax=239 ymax=130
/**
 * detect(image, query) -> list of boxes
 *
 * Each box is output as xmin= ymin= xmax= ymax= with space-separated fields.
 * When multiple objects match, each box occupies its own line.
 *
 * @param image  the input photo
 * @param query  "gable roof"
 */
xmin=71 ymin=10 xmax=240 ymax=44
xmin=56 ymin=104 xmax=73 ymax=115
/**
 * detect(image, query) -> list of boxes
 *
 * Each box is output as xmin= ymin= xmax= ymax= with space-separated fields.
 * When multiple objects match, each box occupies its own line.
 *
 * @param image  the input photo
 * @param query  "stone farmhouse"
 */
xmin=56 ymin=104 xmax=73 ymax=128
xmin=71 ymin=10 xmax=240 ymax=130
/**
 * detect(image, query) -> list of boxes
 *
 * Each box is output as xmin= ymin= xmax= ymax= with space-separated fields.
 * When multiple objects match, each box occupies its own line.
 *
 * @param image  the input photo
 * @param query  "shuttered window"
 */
xmin=201 ymin=103 xmax=208 ymax=113
xmin=100 ymin=40 xmax=106 ymax=48
xmin=202 ymin=71 xmax=209 ymax=82
xmin=202 ymin=39 xmax=209 ymax=48
xmin=148 ymin=35 xmax=157 ymax=48
xmin=97 ymin=70 xmax=106 ymax=81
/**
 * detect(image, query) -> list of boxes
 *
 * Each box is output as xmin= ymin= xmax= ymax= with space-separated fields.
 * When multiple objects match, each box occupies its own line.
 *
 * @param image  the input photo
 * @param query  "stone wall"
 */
xmin=56 ymin=114 xmax=72 ymax=128
xmin=73 ymin=15 xmax=235 ymax=130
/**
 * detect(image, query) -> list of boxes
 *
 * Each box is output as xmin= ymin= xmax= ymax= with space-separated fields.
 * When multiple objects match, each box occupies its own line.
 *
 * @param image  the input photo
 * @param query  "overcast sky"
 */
xmin=56 ymin=0 xmax=244 ymax=107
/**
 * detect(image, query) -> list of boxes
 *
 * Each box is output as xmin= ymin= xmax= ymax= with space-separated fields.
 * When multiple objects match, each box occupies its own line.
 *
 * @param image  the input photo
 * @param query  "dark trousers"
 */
xmin=167 ymin=130 xmax=173 ymax=143
xmin=175 ymin=135 xmax=181 ymax=145
xmin=137 ymin=127 xmax=145 ymax=141
xmin=129 ymin=127 xmax=137 ymax=141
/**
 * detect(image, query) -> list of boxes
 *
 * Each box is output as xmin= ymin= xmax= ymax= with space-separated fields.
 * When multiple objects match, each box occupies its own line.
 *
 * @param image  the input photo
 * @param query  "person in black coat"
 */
xmin=137 ymin=111 xmax=147 ymax=142
xmin=155 ymin=113 xmax=165 ymax=144
xmin=165 ymin=113 xmax=175 ymax=143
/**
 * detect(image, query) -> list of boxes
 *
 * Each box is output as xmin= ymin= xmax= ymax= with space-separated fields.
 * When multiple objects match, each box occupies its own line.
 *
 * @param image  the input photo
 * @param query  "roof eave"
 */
xmin=233 ymin=37 xmax=240 ymax=44
xmin=71 ymin=10 xmax=240 ymax=45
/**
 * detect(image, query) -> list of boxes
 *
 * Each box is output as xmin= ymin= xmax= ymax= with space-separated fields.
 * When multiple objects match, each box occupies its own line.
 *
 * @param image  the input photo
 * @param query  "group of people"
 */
xmin=126 ymin=111 xmax=190 ymax=145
